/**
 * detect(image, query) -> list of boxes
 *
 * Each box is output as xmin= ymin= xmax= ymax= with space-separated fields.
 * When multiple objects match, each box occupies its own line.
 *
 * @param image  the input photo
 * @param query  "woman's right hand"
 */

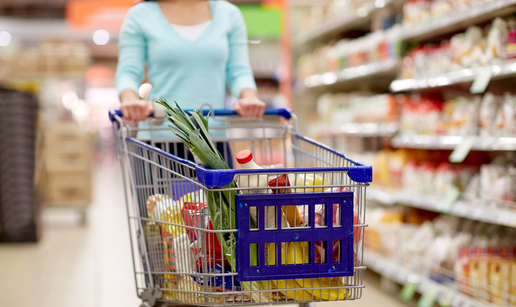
xmin=120 ymin=89 xmax=154 ymax=121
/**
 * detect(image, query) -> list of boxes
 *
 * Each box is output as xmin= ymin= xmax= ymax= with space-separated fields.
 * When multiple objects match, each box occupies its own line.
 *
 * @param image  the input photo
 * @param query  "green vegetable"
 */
xmin=156 ymin=98 xmax=264 ymax=302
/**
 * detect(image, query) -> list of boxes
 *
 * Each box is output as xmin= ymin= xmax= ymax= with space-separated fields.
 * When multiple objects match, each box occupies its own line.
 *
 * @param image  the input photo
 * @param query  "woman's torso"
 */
xmin=128 ymin=1 xmax=236 ymax=139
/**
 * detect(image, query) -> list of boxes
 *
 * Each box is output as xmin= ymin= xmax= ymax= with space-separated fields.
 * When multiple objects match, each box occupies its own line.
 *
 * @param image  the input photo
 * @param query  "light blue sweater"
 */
xmin=116 ymin=0 xmax=257 ymax=139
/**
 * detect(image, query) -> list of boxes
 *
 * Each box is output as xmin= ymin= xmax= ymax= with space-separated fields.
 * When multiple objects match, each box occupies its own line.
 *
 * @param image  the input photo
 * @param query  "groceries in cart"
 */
xmin=113 ymin=101 xmax=369 ymax=305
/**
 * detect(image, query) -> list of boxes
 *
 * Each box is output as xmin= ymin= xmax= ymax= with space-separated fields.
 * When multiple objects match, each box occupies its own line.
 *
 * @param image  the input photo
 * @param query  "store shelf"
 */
xmin=364 ymin=252 xmax=491 ymax=307
xmin=368 ymin=187 xmax=516 ymax=228
xmin=294 ymin=0 xmax=395 ymax=46
xmin=400 ymin=0 xmax=516 ymax=41
xmin=304 ymin=59 xmax=399 ymax=89
xmin=324 ymin=122 xmax=399 ymax=137
xmin=0 ymin=18 xmax=118 ymax=42
xmin=390 ymin=135 xmax=516 ymax=150
xmin=390 ymin=61 xmax=516 ymax=93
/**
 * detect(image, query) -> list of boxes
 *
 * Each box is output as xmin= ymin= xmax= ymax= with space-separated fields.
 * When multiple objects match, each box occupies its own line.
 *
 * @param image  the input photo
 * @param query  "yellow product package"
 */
xmin=156 ymin=198 xmax=186 ymax=237
xmin=288 ymin=174 xmax=330 ymax=193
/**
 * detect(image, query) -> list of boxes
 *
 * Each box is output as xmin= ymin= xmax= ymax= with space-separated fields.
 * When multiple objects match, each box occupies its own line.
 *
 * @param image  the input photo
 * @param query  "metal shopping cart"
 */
xmin=109 ymin=108 xmax=371 ymax=307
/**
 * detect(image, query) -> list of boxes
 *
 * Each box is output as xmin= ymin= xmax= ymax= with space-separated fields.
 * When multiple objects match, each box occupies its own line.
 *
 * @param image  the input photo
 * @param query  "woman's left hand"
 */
xmin=234 ymin=89 xmax=266 ymax=118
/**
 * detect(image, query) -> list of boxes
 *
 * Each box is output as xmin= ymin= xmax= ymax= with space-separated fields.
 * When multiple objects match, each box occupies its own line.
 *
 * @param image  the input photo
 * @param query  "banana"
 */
xmin=269 ymin=242 xmax=313 ymax=300
xmin=286 ymin=242 xmax=347 ymax=301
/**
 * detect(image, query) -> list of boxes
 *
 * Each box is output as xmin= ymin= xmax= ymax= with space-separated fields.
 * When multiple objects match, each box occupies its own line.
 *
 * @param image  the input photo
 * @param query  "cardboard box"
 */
xmin=47 ymin=173 xmax=91 ymax=202
xmin=45 ymin=153 xmax=91 ymax=172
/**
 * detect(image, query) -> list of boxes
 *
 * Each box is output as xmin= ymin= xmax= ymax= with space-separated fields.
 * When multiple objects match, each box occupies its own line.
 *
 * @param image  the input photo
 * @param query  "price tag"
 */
xmin=470 ymin=69 xmax=493 ymax=94
xmin=418 ymin=287 xmax=439 ymax=307
xmin=441 ymin=186 xmax=460 ymax=213
xmin=401 ymin=275 xmax=420 ymax=302
xmin=449 ymin=137 xmax=475 ymax=163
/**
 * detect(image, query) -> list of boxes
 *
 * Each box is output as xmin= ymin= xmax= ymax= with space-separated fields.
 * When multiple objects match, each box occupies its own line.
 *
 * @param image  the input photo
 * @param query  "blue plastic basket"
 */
xmin=235 ymin=192 xmax=355 ymax=282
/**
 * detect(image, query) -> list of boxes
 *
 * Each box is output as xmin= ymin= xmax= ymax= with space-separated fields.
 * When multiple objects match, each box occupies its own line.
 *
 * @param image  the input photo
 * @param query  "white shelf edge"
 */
xmin=363 ymin=252 xmax=492 ymax=307
xmin=390 ymin=135 xmax=516 ymax=151
xmin=390 ymin=61 xmax=516 ymax=93
xmin=322 ymin=123 xmax=399 ymax=137
xmin=400 ymin=0 xmax=516 ymax=41
xmin=304 ymin=59 xmax=399 ymax=88
xmin=367 ymin=187 xmax=516 ymax=228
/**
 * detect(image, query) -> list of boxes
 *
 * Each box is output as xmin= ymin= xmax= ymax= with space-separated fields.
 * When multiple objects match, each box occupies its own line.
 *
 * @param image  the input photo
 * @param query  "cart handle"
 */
xmin=108 ymin=108 xmax=293 ymax=123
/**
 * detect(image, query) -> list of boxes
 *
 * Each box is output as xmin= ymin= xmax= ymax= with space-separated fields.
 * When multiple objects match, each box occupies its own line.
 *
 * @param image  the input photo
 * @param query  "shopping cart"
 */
xmin=109 ymin=108 xmax=371 ymax=307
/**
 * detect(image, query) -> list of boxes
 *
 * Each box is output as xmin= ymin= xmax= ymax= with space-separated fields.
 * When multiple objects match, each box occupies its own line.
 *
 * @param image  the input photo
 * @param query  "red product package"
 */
xmin=267 ymin=174 xmax=292 ymax=194
xmin=181 ymin=202 xmax=227 ymax=269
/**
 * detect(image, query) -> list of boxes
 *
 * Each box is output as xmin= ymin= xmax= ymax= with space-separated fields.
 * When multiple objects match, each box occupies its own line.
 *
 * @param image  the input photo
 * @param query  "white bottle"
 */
xmin=236 ymin=150 xmax=288 ymax=229
xmin=236 ymin=150 xmax=269 ymax=194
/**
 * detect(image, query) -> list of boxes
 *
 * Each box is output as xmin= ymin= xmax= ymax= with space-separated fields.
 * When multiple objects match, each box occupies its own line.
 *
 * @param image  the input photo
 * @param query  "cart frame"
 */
xmin=110 ymin=108 xmax=370 ymax=307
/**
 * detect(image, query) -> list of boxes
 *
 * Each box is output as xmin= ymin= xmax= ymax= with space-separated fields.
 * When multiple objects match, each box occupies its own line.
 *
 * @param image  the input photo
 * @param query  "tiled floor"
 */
xmin=0 ymin=157 xmax=406 ymax=307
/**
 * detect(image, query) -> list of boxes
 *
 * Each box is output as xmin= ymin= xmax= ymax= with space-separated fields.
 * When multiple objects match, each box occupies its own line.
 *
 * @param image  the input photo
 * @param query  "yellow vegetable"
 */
xmin=269 ymin=242 xmax=313 ymax=301
xmin=268 ymin=242 xmax=347 ymax=300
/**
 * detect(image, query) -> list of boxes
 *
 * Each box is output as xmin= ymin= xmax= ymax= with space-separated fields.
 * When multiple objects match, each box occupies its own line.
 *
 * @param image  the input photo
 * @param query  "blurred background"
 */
xmin=1 ymin=0 xmax=516 ymax=306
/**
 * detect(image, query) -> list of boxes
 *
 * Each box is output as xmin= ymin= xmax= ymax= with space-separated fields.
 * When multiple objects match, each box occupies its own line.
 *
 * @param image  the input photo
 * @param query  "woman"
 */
xmin=116 ymin=0 xmax=266 ymax=137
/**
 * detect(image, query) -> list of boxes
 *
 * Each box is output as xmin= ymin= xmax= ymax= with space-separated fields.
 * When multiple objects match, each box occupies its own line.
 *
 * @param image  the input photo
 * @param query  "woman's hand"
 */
xmin=120 ymin=89 xmax=154 ymax=121
xmin=234 ymin=88 xmax=266 ymax=118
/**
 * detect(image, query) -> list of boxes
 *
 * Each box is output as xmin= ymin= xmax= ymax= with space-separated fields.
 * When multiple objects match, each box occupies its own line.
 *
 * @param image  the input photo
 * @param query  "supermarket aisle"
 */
xmin=0 ymin=156 xmax=404 ymax=307
xmin=0 ymin=157 xmax=140 ymax=307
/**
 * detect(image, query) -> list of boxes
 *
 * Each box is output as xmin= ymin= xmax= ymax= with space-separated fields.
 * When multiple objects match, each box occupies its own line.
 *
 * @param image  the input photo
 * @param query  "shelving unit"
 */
xmin=304 ymin=59 xmax=399 ymax=88
xmin=390 ymin=61 xmax=516 ymax=92
xmin=295 ymin=0 xmax=397 ymax=46
xmin=363 ymin=252 xmax=492 ymax=307
xmin=399 ymin=0 xmax=516 ymax=41
xmin=321 ymin=122 xmax=399 ymax=137
xmin=390 ymin=134 xmax=516 ymax=150
xmin=368 ymin=187 xmax=516 ymax=227
xmin=293 ymin=0 xmax=516 ymax=305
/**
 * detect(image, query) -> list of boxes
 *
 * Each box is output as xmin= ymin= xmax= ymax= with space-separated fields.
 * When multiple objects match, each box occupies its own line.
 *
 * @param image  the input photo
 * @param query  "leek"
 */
xmin=155 ymin=98 xmax=264 ymax=302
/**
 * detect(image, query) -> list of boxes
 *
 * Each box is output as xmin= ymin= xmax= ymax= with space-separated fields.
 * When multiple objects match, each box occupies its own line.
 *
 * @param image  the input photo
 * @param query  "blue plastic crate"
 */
xmin=235 ymin=192 xmax=354 ymax=282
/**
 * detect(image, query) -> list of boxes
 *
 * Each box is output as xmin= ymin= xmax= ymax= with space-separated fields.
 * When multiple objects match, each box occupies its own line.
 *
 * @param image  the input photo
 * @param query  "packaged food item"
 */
xmin=501 ymin=93 xmax=516 ymax=136
xmin=192 ymin=264 xmax=242 ymax=291
xmin=288 ymin=173 xmax=330 ymax=193
xmin=479 ymin=92 xmax=500 ymax=137
xmin=181 ymin=202 xmax=226 ymax=269
xmin=236 ymin=150 xmax=269 ymax=194
xmin=146 ymin=194 xmax=187 ymax=237
xmin=505 ymin=30 xmax=516 ymax=60
xmin=484 ymin=18 xmax=508 ymax=65
xmin=156 ymin=198 xmax=186 ymax=237
xmin=268 ymin=174 xmax=304 ymax=227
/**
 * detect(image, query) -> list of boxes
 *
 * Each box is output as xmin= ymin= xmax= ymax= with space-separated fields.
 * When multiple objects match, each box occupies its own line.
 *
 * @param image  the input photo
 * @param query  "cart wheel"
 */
xmin=140 ymin=287 xmax=162 ymax=307
xmin=298 ymin=303 xmax=315 ymax=307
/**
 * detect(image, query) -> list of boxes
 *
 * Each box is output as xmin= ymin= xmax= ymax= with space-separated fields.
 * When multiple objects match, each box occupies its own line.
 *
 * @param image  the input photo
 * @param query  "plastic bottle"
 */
xmin=236 ymin=150 xmax=269 ymax=194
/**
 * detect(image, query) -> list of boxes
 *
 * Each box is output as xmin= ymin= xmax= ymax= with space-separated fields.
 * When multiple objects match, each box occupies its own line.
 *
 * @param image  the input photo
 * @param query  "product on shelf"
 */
xmin=0 ymin=40 xmax=90 ymax=79
xmin=296 ymin=0 xmax=388 ymax=33
xmin=366 ymin=209 xmax=516 ymax=305
xmin=399 ymin=18 xmax=514 ymax=79
xmin=465 ymin=161 xmax=516 ymax=206
xmin=316 ymin=93 xmax=400 ymax=126
xmin=402 ymin=0 xmax=510 ymax=28
xmin=297 ymin=26 xmax=401 ymax=79
xmin=399 ymin=93 xmax=516 ymax=137
xmin=373 ymin=148 xmax=516 ymax=208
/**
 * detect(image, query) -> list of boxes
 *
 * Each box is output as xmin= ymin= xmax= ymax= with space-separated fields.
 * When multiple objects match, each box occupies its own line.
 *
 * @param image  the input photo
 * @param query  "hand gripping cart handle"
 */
xmin=110 ymin=108 xmax=370 ymax=307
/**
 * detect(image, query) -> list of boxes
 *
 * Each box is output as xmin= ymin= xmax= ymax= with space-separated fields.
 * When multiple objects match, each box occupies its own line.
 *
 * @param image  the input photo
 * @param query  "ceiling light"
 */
xmin=0 ymin=31 xmax=12 ymax=47
xmin=93 ymin=29 xmax=110 ymax=46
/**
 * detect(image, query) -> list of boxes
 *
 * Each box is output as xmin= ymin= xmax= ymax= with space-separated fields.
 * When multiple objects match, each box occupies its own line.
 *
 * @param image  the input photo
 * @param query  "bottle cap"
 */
xmin=236 ymin=150 xmax=253 ymax=164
